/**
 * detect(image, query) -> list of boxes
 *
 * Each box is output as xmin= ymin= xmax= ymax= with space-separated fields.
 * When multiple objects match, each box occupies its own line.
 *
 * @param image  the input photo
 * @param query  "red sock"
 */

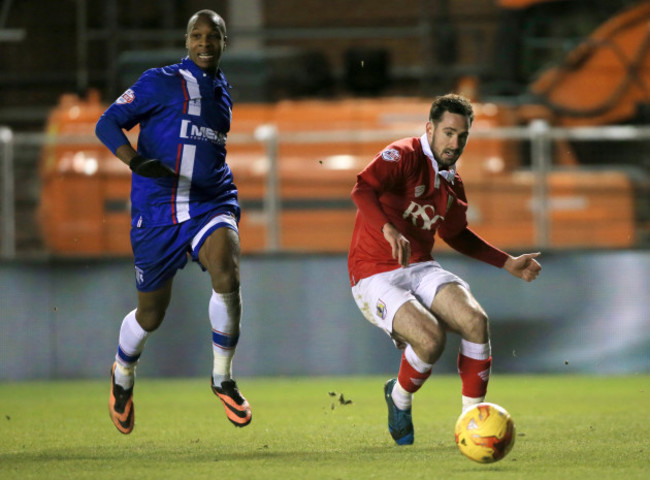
xmin=457 ymin=354 xmax=492 ymax=398
xmin=397 ymin=351 xmax=432 ymax=394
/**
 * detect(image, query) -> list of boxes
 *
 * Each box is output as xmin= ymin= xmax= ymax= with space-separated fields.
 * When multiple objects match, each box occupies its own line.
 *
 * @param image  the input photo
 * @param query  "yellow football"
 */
xmin=454 ymin=402 xmax=516 ymax=463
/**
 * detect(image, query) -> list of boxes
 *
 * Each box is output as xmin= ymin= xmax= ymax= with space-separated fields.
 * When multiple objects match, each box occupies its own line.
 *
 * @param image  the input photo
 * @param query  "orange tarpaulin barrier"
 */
xmin=38 ymin=93 xmax=636 ymax=256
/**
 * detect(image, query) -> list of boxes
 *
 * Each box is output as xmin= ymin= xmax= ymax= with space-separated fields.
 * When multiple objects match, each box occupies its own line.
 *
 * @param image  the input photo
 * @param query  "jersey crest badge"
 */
xmin=376 ymin=299 xmax=387 ymax=319
xmin=381 ymin=149 xmax=400 ymax=162
xmin=414 ymin=185 xmax=425 ymax=197
xmin=116 ymin=89 xmax=135 ymax=104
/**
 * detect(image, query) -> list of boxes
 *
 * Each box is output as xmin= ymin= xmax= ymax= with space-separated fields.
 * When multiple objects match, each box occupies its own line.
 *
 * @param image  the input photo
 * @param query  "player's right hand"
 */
xmin=383 ymin=223 xmax=411 ymax=267
xmin=129 ymin=155 xmax=177 ymax=178
xmin=504 ymin=252 xmax=542 ymax=282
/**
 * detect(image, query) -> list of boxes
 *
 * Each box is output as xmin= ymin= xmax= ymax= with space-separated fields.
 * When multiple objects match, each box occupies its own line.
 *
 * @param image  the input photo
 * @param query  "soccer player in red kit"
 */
xmin=348 ymin=94 xmax=541 ymax=445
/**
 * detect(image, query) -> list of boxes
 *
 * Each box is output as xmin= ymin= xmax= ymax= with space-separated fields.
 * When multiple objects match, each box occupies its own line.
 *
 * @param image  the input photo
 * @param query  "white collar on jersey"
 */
xmin=420 ymin=133 xmax=456 ymax=185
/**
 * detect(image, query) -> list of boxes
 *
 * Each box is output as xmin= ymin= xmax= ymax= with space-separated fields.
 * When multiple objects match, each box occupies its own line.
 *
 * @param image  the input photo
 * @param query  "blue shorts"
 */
xmin=131 ymin=209 xmax=239 ymax=292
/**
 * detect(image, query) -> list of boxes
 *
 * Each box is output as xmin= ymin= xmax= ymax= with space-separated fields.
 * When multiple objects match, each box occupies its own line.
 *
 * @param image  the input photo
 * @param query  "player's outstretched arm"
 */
xmin=503 ymin=253 xmax=542 ymax=282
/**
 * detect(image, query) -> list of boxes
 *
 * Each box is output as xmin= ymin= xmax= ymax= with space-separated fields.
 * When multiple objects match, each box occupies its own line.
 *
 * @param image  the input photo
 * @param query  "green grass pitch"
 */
xmin=1 ymin=375 xmax=648 ymax=479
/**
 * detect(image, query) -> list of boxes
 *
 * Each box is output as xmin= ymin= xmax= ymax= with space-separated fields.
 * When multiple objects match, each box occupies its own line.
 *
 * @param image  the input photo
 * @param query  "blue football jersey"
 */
xmin=96 ymin=57 xmax=240 ymax=226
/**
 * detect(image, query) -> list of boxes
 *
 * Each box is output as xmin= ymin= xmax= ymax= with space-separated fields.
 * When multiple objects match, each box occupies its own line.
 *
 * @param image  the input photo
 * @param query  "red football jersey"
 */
xmin=348 ymin=135 xmax=508 ymax=285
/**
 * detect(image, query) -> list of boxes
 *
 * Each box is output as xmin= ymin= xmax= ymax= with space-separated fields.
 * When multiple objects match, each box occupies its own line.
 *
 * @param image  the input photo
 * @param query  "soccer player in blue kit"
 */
xmin=95 ymin=10 xmax=251 ymax=434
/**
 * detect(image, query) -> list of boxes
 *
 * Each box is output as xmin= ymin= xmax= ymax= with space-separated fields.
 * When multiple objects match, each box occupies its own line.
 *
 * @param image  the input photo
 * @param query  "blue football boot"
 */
xmin=384 ymin=378 xmax=414 ymax=445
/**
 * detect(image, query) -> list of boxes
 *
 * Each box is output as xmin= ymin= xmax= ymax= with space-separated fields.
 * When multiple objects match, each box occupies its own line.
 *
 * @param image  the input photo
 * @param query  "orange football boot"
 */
xmin=211 ymin=379 xmax=252 ymax=427
xmin=109 ymin=363 xmax=135 ymax=434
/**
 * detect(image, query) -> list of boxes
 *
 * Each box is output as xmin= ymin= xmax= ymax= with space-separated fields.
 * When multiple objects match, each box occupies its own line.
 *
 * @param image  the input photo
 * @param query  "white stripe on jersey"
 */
xmin=176 ymin=144 xmax=196 ymax=223
xmin=179 ymin=69 xmax=201 ymax=116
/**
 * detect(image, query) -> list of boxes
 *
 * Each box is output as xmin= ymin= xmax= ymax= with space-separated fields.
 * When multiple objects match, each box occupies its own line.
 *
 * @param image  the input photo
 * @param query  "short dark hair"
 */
xmin=429 ymin=94 xmax=474 ymax=125
xmin=187 ymin=9 xmax=226 ymax=36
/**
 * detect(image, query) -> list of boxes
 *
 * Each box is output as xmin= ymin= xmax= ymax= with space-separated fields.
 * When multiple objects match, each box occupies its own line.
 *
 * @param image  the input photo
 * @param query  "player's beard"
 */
xmin=435 ymin=148 xmax=460 ymax=169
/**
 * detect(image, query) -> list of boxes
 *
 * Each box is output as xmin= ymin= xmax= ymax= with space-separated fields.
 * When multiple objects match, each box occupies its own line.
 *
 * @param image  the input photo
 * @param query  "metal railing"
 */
xmin=0 ymin=126 xmax=14 ymax=258
xmin=2 ymin=122 xmax=650 ymax=259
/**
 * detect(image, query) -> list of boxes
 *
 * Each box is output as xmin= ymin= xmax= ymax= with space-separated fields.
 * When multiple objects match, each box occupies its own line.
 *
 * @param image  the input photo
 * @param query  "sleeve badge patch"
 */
xmin=116 ymin=89 xmax=135 ymax=104
xmin=381 ymin=148 xmax=401 ymax=162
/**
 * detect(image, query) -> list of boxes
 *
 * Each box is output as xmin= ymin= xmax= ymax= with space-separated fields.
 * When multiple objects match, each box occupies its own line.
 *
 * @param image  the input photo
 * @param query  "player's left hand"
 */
xmin=503 ymin=252 xmax=542 ymax=282
xmin=129 ymin=155 xmax=177 ymax=178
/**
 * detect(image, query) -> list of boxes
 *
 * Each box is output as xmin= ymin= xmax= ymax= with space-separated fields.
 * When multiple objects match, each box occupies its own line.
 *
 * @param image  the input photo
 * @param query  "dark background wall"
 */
xmin=0 ymin=0 xmax=501 ymax=127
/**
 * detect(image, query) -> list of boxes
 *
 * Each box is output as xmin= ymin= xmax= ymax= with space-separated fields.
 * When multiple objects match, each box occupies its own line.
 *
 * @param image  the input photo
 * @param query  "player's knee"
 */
xmin=420 ymin=326 xmax=446 ymax=363
xmin=205 ymin=253 xmax=240 ymax=292
xmin=210 ymin=267 xmax=239 ymax=293
xmin=465 ymin=311 xmax=489 ymax=343
xmin=135 ymin=305 xmax=167 ymax=332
